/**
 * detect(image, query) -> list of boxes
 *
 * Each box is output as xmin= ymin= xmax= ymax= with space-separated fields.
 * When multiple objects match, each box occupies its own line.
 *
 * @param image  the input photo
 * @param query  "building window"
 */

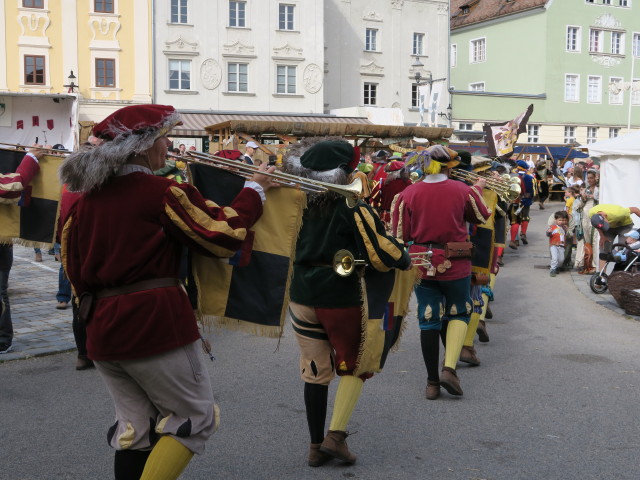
xmin=564 ymin=126 xmax=576 ymax=144
xmin=470 ymin=82 xmax=485 ymax=91
xmin=364 ymin=82 xmax=377 ymax=105
xmin=94 ymin=0 xmax=114 ymax=13
xmin=527 ymin=125 xmax=540 ymax=143
xmin=609 ymin=77 xmax=623 ymax=104
xmin=587 ymin=75 xmax=602 ymax=103
xmin=279 ymin=4 xmax=294 ymax=30
xmin=23 ymin=0 xmax=43 ymax=7
xmin=609 ymin=127 xmax=620 ymax=138
xmin=459 ymin=123 xmax=473 ymax=131
xmin=413 ymin=33 xmax=424 ymax=56
xmin=567 ymin=26 xmax=581 ymax=52
xmin=589 ymin=29 xmax=603 ymax=53
xmin=229 ymin=1 xmax=246 ymax=27
xmin=565 ymin=74 xmax=579 ymax=102
xmin=171 ymin=0 xmax=188 ymax=24
xmin=603 ymin=0 xmax=611 ymax=4
xmin=633 ymin=33 xmax=640 ymax=57
xmin=619 ymin=0 xmax=628 ymax=6
xmin=95 ymin=58 xmax=115 ymax=87
xmin=276 ymin=65 xmax=296 ymax=94
xmin=611 ymin=32 xmax=624 ymax=54
xmin=24 ymin=55 xmax=45 ymax=85
xmin=585 ymin=0 xmax=594 ymax=2
xmin=228 ymin=63 xmax=248 ymax=92
xmin=169 ymin=59 xmax=191 ymax=90
xmin=632 ymin=78 xmax=640 ymax=105
xmin=587 ymin=127 xmax=599 ymax=143
xmin=365 ymin=28 xmax=378 ymax=52
xmin=411 ymin=84 xmax=421 ymax=108
xmin=470 ymin=38 xmax=486 ymax=63
xmin=451 ymin=44 xmax=457 ymax=68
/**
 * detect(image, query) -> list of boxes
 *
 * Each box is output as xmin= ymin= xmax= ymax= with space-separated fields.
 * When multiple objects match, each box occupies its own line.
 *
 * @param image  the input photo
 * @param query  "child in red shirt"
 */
xmin=547 ymin=210 xmax=569 ymax=277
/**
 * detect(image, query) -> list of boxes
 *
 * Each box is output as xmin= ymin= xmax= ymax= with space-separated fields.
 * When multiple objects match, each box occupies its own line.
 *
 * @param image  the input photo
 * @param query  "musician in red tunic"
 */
xmin=59 ymin=105 xmax=277 ymax=480
xmin=391 ymin=145 xmax=491 ymax=400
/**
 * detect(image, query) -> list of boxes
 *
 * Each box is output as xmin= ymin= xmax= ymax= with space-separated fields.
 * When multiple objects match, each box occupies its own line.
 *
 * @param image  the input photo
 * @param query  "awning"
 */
xmin=171 ymin=112 xmax=374 ymax=137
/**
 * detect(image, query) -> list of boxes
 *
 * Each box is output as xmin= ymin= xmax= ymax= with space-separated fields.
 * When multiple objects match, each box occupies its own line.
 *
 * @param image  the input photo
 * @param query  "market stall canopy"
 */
xmin=587 ymin=131 xmax=640 ymax=157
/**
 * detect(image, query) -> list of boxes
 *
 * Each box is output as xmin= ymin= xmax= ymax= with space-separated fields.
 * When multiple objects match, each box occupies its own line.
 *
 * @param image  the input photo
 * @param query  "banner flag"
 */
xmin=483 ymin=104 xmax=534 ymax=158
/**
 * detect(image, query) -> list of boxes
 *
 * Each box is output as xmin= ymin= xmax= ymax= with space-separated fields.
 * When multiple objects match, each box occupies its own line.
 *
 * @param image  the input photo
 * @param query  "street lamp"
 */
xmin=438 ymin=103 xmax=453 ymax=121
xmin=63 ymin=70 xmax=78 ymax=93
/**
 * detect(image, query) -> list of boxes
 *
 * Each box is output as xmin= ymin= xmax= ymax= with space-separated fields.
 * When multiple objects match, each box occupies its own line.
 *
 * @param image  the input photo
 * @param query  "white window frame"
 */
xmin=276 ymin=65 xmax=296 ymax=94
xmin=609 ymin=127 xmax=620 ymax=138
xmin=278 ymin=3 xmax=295 ymax=31
xmin=564 ymin=126 xmax=576 ymax=144
xmin=364 ymin=82 xmax=377 ymax=106
xmin=469 ymin=82 xmax=485 ymax=91
xmin=458 ymin=123 xmax=473 ymax=131
xmin=611 ymin=31 xmax=624 ymax=55
xmin=229 ymin=1 xmax=246 ymax=28
xmin=170 ymin=0 xmax=188 ymax=24
xmin=365 ymin=28 xmax=378 ymax=52
xmin=527 ymin=125 xmax=540 ymax=143
xmin=168 ymin=59 xmax=191 ymax=90
xmin=619 ymin=0 xmax=628 ymax=6
xmin=411 ymin=83 xmax=419 ymax=108
xmin=589 ymin=29 xmax=603 ymax=53
xmin=565 ymin=74 xmax=580 ymax=102
xmin=227 ymin=62 xmax=248 ymax=92
xmin=412 ymin=33 xmax=425 ymax=56
xmin=633 ymin=33 xmax=640 ymax=57
xmin=470 ymin=37 xmax=486 ymax=63
xmin=566 ymin=26 xmax=581 ymax=52
xmin=609 ymin=76 xmax=624 ymax=104
xmin=587 ymin=75 xmax=602 ymax=104
xmin=451 ymin=44 xmax=457 ymax=68
xmin=632 ymin=78 xmax=640 ymax=105
xmin=586 ymin=126 xmax=598 ymax=144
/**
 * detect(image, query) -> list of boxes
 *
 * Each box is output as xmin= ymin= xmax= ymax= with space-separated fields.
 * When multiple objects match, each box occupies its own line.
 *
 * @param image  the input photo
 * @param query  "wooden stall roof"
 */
xmin=204 ymin=119 xmax=453 ymax=140
xmin=172 ymin=113 xmax=373 ymax=137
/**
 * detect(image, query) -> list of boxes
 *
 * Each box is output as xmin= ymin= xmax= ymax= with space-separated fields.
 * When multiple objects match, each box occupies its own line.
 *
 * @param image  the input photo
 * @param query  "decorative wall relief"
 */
xmin=303 ymin=63 xmax=323 ymax=94
xmin=200 ymin=59 xmax=221 ymax=90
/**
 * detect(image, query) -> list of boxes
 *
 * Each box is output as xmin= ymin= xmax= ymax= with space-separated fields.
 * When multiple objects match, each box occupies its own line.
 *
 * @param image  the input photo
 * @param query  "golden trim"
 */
xmin=358 ymin=206 xmax=404 ymax=261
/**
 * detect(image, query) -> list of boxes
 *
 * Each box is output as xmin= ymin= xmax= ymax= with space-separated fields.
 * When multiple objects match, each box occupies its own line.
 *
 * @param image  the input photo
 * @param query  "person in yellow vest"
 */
xmin=589 ymin=204 xmax=640 ymax=269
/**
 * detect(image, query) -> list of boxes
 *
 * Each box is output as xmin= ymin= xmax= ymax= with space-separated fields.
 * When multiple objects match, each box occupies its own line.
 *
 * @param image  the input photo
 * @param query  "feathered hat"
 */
xmin=59 ymin=104 xmax=182 ymax=192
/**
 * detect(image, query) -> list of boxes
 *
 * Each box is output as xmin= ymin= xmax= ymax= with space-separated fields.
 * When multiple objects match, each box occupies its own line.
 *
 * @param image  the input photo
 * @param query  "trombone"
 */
xmin=332 ymin=249 xmax=367 ymax=276
xmin=172 ymin=151 xmax=362 ymax=208
xmin=409 ymin=251 xmax=433 ymax=267
xmin=0 ymin=142 xmax=69 ymax=155
xmin=449 ymin=169 xmax=521 ymax=202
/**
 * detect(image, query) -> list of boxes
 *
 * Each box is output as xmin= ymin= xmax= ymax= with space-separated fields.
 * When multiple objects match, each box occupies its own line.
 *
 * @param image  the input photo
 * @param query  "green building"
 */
xmin=450 ymin=0 xmax=640 ymax=145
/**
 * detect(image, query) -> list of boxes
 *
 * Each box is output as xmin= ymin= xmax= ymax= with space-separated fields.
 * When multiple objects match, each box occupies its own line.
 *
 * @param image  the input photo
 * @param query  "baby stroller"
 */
xmin=590 ymin=243 xmax=640 ymax=294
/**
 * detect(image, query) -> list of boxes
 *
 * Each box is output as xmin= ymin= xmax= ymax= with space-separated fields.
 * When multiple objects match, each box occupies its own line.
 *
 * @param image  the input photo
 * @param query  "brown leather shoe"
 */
xmin=509 ymin=240 xmax=517 ymax=250
xmin=56 ymin=302 xmax=69 ymax=310
xmin=459 ymin=346 xmax=480 ymax=366
xmin=308 ymin=443 xmax=331 ymax=467
xmin=477 ymin=320 xmax=490 ymax=343
xmin=320 ymin=430 xmax=356 ymax=464
xmin=425 ymin=381 xmax=440 ymax=400
xmin=75 ymin=355 xmax=95 ymax=371
xmin=440 ymin=367 xmax=463 ymax=396
xmin=35 ymin=252 xmax=43 ymax=262
xmin=521 ymin=234 xmax=528 ymax=245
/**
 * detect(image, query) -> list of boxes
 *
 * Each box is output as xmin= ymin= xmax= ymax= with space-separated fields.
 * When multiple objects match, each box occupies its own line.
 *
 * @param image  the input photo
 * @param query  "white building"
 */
xmin=324 ymin=0 xmax=451 ymax=126
xmin=153 ymin=1 xmax=326 ymax=123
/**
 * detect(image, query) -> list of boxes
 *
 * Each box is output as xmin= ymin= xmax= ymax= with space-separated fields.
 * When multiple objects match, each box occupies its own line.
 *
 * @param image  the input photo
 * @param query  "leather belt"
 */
xmin=96 ymin=278 xmax=181 ymax=299
xmin=414 ymin=242 xmax=446 ymax=250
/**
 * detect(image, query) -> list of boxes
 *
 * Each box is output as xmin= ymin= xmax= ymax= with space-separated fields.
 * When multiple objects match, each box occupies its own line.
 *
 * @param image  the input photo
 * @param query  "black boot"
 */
xmin=114 ymin=449 xmax=150 ymax=480
xmin=304 ymin=383 xmax=330 ymax=466
xmin=420 ymin=330 xmax=441 ymax=383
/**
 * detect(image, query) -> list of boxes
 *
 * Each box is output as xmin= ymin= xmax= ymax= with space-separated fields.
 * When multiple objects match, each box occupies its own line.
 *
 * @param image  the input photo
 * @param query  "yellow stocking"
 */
xmin=464 ymin=312 xmax=481 ymax=347
xmin=140 ymin=436 xmax=194 ymax=480
xmin=444 ymin=319 xmax=468 ymax=370
xmin=328 ymin=375 xmax=364 ymax=431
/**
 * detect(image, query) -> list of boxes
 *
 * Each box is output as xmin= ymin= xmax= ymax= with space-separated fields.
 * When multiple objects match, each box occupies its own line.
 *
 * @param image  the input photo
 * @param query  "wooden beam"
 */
xmin=237 ymin=132 xmax=275 ymax=155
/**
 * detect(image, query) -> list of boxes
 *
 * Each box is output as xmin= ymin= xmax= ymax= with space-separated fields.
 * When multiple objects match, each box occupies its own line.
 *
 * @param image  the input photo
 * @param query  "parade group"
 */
xmin=1 ymin=104 xmax=637 ymax=480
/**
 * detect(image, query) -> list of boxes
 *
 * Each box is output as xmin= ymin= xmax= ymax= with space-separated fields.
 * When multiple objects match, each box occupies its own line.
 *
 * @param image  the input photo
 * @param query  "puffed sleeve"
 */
xmin=390 ymin=191 xmax=410 ymax=242
xmin=353 ymin=202 xmax=411 ymax=272
xmin=160 ymin=182 xmax=263 ymax=258
xmin=464 ymin=185 xmax=492 ymax=225
xmin=0 ymin=153 xmax=40 ymax=205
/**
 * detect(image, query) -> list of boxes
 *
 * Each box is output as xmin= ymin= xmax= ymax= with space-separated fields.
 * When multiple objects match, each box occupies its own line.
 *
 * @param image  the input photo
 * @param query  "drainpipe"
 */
xmin=151 ymin=0 xmax=156 ymax=104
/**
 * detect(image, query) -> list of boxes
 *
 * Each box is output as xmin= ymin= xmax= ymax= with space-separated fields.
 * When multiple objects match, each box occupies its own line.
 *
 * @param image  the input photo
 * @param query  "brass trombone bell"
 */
xmin=449 ymin=169 xmax=520 ymax=202
xmin=409 ymin=251 xmax=433 ymax=267
xmin=332 ymin=249 xmax=367 ymax=277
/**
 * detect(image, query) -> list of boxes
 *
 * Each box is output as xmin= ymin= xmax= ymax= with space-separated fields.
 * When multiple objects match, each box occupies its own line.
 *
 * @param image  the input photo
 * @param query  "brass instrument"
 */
xmin=0 ymin=143 xmax=69 ymax=155
xmin=409 ymin=251 xmax=433 ymax=267
xmin=172 ymin=151 xmax=363 ymax=208
xmin=332 ymin=249 xmax=367 ymax=276
xmin=449 ymin=169 xmax=521 ymax=202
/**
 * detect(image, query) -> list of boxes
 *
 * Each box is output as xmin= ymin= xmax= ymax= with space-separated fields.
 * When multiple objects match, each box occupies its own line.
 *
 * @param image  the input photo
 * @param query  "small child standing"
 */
xmin=547 ymin=210 xmax=569 ymax=277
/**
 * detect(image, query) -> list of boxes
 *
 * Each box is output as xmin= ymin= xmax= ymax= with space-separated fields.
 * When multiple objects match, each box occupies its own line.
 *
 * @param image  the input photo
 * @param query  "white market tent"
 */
xmin=588 ymin=131 xmax=640 ymax=226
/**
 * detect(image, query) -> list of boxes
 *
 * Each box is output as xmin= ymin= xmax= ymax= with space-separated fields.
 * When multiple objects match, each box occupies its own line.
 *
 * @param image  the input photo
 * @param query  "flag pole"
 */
xmin=628 ymin=55 xmax=635 ymax=133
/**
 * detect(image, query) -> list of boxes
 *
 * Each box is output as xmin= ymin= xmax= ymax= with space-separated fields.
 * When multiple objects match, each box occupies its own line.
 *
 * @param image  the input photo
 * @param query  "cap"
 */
xmin=92 ymin=104 xmax=181 ymax=140
xmin=590 ymin=214 xmax=609 ymax=232
xmin=624 ymin=230 xmax=640 ymax=240
xmin=385 ymin=160 xmax=405 ymax=172
xmin=516 ymin=160 xmax=529 ymax=170
xmin=246 ymin=141 xmax=259 ymax=149
xmin=300 ymin=140 xmax=359 ymax=173
xmin=428 ymin=145 xmax=460 ymax=168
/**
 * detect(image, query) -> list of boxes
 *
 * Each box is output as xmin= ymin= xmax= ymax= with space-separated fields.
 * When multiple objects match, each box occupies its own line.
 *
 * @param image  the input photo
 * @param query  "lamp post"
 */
xmin=63 ymin=70 xmax=78 ymax=93
xmin=438 ymin=103 xmax=453 ymax=122
xmin=411 ymin=55 xmax=448 ymax=126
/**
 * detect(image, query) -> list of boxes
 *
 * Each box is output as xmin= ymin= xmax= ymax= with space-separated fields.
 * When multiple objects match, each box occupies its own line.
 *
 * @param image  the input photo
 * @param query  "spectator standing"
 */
xmin=243 ymin=141 xmax=259 ymax=165
xmin=575 ymin=170 xmax=599 ymax=274
xmin=547 ymin=211 xmax=569 ymax=277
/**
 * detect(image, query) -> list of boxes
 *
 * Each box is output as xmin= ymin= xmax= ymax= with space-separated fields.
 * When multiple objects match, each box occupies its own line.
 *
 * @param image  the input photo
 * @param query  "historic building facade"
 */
xmin=450 ymin=0 xmax=639 ymax=145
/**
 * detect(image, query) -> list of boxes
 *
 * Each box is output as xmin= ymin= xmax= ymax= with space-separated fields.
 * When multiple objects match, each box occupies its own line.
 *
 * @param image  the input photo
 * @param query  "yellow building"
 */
xmin=0 ymin=0 xmax=152 ymax=145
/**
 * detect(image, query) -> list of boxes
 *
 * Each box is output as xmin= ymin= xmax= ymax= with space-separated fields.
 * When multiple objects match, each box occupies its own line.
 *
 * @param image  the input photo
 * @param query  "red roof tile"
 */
xmin=451 ymin=0 xmax=549 ymax=30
